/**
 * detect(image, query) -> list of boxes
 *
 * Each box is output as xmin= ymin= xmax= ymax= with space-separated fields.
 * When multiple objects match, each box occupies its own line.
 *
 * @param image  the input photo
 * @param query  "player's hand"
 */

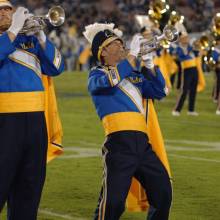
xmin=8 ymin=7 xmax=31 ymax=36
xmin=129 ymin=34 xmax=146 ymax=58
xmin=142 ymin=52 xmax=154 ymax=69
xmin=25 ymin=18 xmax=46 ymax=44
xmin=24 ymin=15 xmax=39 ymax=35
xmin=36 ymin=30 xmax=46 ymax=44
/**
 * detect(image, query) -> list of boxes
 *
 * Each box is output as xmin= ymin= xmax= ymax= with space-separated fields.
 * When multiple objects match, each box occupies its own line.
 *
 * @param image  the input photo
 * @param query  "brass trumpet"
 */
xmin=199 ymin=35 xmax=213 ymax=50
xmin=140 ymin=25 xmax=179 ymax=55
xmin=198 ymin=13 xmax=220 ymax=69
xmin=212 ymin=13 xmax=220 ymax=38
xmin=148 ymin=0 xmax=170 ymax=24
xmin=168 ymin=10 xmax=184 ymax=26
xmin=20 ymin=6 xmax=65 ymax=34
xmin=203 ymin=49 xmax=217 ymax=70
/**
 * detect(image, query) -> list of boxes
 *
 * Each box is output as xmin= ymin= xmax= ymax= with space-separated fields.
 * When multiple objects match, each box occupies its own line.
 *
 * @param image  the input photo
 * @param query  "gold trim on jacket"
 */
xmin=102 ymin=112 xmax=147 ymax=136
xmin=0 ymin=91 xmax=45 ymax=113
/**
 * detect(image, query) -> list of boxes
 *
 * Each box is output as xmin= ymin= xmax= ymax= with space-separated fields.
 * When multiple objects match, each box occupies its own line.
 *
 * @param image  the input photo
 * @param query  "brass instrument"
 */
xmin=199 ymin=35 xmax=213 ymax=50
xmin=20 ymin=6 xmax=65 ymax=34
xmin=196 ymin=35 xmax=217 ymax=69
xmin=192 ymin=34 xmax=215 ymax=68
xmin=148 ymin=0 xmax=170 ymax=24
xmin=203 ymin=49 xmax=216 ymax=69
xmin=168 ymin=11 xmax=184 ymax=26
xmin=195 ymin=13 xmax=220 ymax=69
xmin=140 ymin=25 xmax=179 ymax=55
xmin=212 ymin=13 xmax=220 ymax=38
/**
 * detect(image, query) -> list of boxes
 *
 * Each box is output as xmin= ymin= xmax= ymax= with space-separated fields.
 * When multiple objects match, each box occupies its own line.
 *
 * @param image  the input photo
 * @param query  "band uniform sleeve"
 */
xmin=37 ymin=38 xmax=64 ymax=76
xmin=0 ymin=33 xmax=16 ymax=61
xmin=88 ymin=59 xmax=134 ymax=95
xmin=175 ymin=46 xmax=181 ymax=57
xmin=169 ymin=45 xmax=177 ymax=56
xmin=141 ymin=67 xmax=166 ymax=100
xmin=212 ymin=50 xmax=219 ymax=63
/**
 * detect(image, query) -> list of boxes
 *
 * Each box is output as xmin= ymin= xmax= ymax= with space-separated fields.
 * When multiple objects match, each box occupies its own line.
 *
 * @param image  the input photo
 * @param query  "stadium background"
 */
xmin=1 ymin=0 xmax=220 ymax=220
xmin=9 ymin=0 xmax=220 ymax=72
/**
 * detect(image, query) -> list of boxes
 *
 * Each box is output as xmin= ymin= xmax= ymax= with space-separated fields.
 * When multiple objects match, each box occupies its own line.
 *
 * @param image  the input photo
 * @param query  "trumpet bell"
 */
xmin=47 ymin=6 xmax=65 ymax=27
xmin=140 ymin=25 xmax=179 ymax=56
xmin=163 ymin=25 xmax=179 ymax=42
xmin=20 ymin=6 xmax=65 ymax=34
xmin=199 ymin=35 xmax=210 ymax=50
xmin=148 ymin=0 xmax=170 ymax=22
xmin=213 ymin=26 xmax=220 ymax=37
xmin=212 ymin=13 xmax=220 ymax=38
xmin=169 ymin=11 xmax=184 ymax=25
xmin=204 ymin=50 xmax=216 ymax=70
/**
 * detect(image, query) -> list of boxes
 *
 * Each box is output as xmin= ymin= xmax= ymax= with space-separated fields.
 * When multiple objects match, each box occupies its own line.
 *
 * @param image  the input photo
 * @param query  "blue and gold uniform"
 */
xmin=0 ymin=31 xmax=64 ymax=219
xmin=0 ymin=32 xmax=64 ymax=112
xmin=88 ymin=59 xmax=166 ymax=136
xmin=173 ymin=44 xmax=199 ymax=112
xmin=84 ymin=23 xmax=172 ymax=220
xmin=212 ymin=47 xmax=220 ymax=101
xmin=88 ymin=59 xmax=172 ymax=220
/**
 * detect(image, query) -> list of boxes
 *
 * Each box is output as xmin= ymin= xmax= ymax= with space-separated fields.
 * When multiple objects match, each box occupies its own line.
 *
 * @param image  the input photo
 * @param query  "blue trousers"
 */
xmin=175 ymin=67 xmax=198 ymax=112
xmin=0 ymin=112 xmax=48 ymax=220
xmin=94 ymin=131 xmax=172 ymax=220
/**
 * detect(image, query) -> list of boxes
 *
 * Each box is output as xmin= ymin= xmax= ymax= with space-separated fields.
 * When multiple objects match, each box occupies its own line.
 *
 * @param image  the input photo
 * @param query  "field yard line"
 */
xmin=59 ymin=147 xmax=100 ymax=159
xmin=166 ymin=146 xmax=220 ymax=152
xmin=63 ymin=145 xmax=219 ymax=154
xmin=71 ymin=140 xmax=220 ymax=148
xmin=39 ymin=209 xmax=86 ymax=220
xmin=159 ymin=118 xmax=220 ymax=128
xmin=59 ymin=146 xmax=220 ymax=160
xmin=74 ymin=140 xmax=101 ymax=147
xmin=165 ymin=139 xmax=220 ymax=147
xmin=169 ymin=154 xmax=220 ymax=163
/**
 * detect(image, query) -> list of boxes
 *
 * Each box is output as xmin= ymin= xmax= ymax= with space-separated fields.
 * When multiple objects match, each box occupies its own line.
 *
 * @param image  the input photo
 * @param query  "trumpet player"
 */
xmin=84 ymin=22 xmax=172 ymax=220
xmin=172 ymin=32 xmax=200 ymax=116
xmin=135 ymin=15 xmax=173 ymax=91
xmin=0 ymin=1 xmax=64 ymax=219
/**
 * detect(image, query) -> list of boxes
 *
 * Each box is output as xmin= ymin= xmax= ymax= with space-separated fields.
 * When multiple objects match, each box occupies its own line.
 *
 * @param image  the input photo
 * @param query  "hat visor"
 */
xmin=0 ymin=2 xmax=12 ymax=8
xmin=97 ymin=36 xmax=122 ymax=61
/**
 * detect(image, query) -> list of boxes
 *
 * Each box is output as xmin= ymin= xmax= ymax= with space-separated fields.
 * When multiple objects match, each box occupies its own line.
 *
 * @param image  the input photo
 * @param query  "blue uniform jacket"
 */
xmin=171 ymin=44 xmax=198 ymax=70
xmin=212 ymin=48 xmax=220 ymax=63
xmin=0 ymin=32 xmax=64 ymax=113
xmin=88 ymin=59 xmax=166 ymax=136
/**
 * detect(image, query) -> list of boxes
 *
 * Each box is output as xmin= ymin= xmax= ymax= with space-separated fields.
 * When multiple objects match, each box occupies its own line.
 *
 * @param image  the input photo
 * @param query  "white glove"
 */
xmin=24 ymin=15 xmax=38 ymax=35
xmin=27 ymin=29 xmax=46 ymax=44
xmin=129 ymin=34 xmax=145 ymax=57
xmin=36 ymin=30 xmax=46 ymax=43
xmin=25 ymin=17 xmax=46 ymax=43
xmin=8 ymin=7 xmax=31 ymax=36
xmin=142 ymin=52 xmax=154 ymax=69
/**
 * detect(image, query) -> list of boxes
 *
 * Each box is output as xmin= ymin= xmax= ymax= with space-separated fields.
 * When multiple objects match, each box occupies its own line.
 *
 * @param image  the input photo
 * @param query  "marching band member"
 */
xmin=168 ymin=11 xmax=185 ymax=89
xmin=84 ymin=22 xmax=172 ymax=220
xmin=172 ymin=32 xmax=200 ymax=116
xmin=0 ymin=1 xmax=64 ymax=219
xmin=135 ymin=15 xmax=173 ymax=92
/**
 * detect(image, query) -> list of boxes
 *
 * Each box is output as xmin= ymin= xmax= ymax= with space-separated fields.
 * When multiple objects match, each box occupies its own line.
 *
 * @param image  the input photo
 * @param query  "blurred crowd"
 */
xmin=11 ymin=0 xmax=220 ymax=71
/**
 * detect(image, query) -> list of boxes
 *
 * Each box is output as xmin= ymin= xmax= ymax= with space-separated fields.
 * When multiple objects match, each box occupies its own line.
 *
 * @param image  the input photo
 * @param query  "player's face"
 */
xmin=180 ymin=35 xmax=189 ymax=45
xmin=0 ymin=6 xmax=13 ymax=33
xmin=142 ymin=30 xmax=153 ymax=40
xmin=102 ymin=39 xmax=126 ymax=66
xmin=107 ymin=40 xmax=126 ymax=59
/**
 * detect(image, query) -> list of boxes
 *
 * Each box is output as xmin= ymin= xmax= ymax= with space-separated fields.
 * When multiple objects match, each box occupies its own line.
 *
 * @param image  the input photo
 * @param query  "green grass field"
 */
xmin=1 ymin=72 xmax=220 ymax=220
